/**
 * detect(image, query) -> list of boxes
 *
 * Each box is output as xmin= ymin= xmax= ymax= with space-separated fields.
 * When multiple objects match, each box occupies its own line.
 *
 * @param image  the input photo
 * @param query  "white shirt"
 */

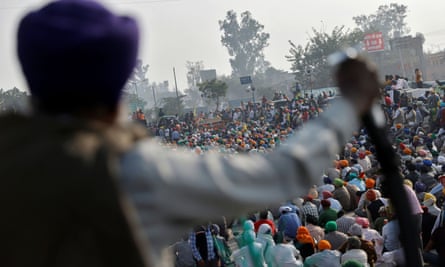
xmin=358 ymin=156 xmax=372 ymax=172
xmin=382 ymin=220 xmax=401 ymax=252
xmin=396 ymin=78 xmax=409 ymax=89
xmin=341 ymin=249 xmax=369 ymax=267
xmin=233 ymin=111 xmax=241 ymax=121
xmin=362 ymin=227 xmax=384 ymax=258
xmin=271 ymin=243 xmax=303 ymax=267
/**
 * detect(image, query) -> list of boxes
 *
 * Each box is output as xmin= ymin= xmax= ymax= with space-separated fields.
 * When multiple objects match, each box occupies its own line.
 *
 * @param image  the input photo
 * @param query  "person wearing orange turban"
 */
xmin=318 ymin=240 xmax=332 ymax=251
xmin=295 ymin=226 xmax=316 ymax=260
xmin=365 ymin=178 xmax=375 ymax=189
xmin=304 ymin=240 xmax=340 ymax=266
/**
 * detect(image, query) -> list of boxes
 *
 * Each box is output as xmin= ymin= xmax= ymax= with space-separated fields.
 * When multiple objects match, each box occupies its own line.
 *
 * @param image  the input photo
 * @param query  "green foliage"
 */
xmin=124 ymin=92 xmax=147 ymax=112
xmin=249 ymin=67 xmax=295 ymax=98
xmin=219 ymin=10 xmax=270 ymax=77
xmin=183 ymin=87 xmax=202 ymax=109
xmin=0 ymin=87 xmax=29 ymax=113
xmin=161 ymin=96 xmax=186 ymax=115
xmin=198 ymin=79 xmax=228 ymax=111
xmin=128 ymin=59 xmax=149 ymax=84
xmin=286 ymin=26 xmax=364 ymax=89
xmin=124 ymin=59 xmax=153 ymax=107
xmin=186 ymin=61 xmax=204 ymax=88
xmin=353 ymin=3 xmax=410 ymax=41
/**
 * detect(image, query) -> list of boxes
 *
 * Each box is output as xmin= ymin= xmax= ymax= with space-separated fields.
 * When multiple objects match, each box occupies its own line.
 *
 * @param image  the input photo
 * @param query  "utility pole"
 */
xmin=133 ymin=81 xmax=140 ymax=110
xmin=151 ymin=86 xmax=157 ymax=108
xmin=173 ymin=67 xmax=180 ymax=115
xmin=251 ymin=85 xmax=256 ymax=119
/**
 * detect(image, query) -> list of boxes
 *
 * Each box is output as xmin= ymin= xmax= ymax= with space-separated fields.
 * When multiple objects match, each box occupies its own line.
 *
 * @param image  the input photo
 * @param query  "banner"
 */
xmin=364 ymin=32 xmax=384 ymax=52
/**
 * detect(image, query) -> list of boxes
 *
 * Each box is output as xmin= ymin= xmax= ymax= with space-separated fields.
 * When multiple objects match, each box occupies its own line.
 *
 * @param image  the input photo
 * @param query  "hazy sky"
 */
xmin=2 ymin=0 xmax=445 ymax=92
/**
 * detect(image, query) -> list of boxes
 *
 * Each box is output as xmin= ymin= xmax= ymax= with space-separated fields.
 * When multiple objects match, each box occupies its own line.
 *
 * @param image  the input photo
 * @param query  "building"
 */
xmin=366 ymin=34 xmax=426 ymax=81
xmin=425 ymin=51 xmax=445 ymax=80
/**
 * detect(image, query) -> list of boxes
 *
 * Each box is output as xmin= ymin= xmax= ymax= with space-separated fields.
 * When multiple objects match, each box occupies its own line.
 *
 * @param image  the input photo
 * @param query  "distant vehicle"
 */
xmin=271 ymin=99 xmax=289 ymax=109
xmin=408 ymin=80 xmax=436 ymax=89
xmin=402 ymin=88 xmax=432 ymax=99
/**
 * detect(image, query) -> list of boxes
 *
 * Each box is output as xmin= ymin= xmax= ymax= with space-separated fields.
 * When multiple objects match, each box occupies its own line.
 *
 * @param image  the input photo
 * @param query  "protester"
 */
xmin=304 ymin=215 xmax=324 ymax=244
xmin=319 ymin=200 xmax=338 ymax=228
xmin=320 ymin=191 xmax=343 ymax=213
xmin=365 ymin=189 xmax=386 ymax=225
xmin=336 ymin=214 xmax=357 ymax=235
xmin=333 ymin=178 xmax=352 ymax=211
xmin=278 ymin=206 xmax=302 ymax=243
xmin=190 ymin=225 xmax=219 ymax=267
xmin=421 ymin=206 xmax=437 ymax=250
xmin=356 ymin=217 xmax=383 ymax=262
xmin=324 ymin=221 xmax=348 ymax=250
xmin=303 ymin=240 xmax=341 ymax=267
xmin=171 ymin=235 xmax=195 ymax=267
xmin=340 ymin=237 xmax=369 ymax=267
xmin=301 ymin=196 xmax=319 ymax=224
xmin=423 ymin=208 xmax=445 ymax=266
xmin=254 ymin=210 xmax=277 ymax=236
xmin=341 ymin=224 xmax=377 ymax=267
xmin=271 ymin=235 xmax=304 ymax=267
xmin=210 ymin=224 xmax=233 ymax=267
xmin=294 ymin=226 xmax=316 ymax=261
xmin=256 ymin=224 xmax=276 ymax=267
xmin=231 ymin=228 xmax=267 ymax=267
xmin=382 ymin=209 xmax=401 ymax=253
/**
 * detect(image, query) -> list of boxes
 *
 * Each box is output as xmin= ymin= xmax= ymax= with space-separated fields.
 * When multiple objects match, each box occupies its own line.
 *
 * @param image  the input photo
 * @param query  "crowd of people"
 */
xmin=146 ymin=91 xmax=335 ymax=156
xmin=163 ymin=79 xmax=445 ymax=267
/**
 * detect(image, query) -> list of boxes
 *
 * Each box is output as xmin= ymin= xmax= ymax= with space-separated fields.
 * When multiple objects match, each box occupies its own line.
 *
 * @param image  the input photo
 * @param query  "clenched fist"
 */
xmin=335 ymin=57 xmax=382 ymax=117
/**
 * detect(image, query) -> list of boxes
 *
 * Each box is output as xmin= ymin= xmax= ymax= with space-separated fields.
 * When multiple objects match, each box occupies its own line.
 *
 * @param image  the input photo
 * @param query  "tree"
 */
xmin=0 ymin=87 xmax=29 ymax=113
xmin=186 ymin=61 xmax=204 ymax=88
xmin=286 ymin=26 xmax=364 ymax=89
xmin=161 ymin=95 xmax=186 ymax=116
xmin=124 ymin=92 xmax=147 ymax=112
xmin=183 ymin=87 xmax=202 ymax=109
xmin=219 ymin=10 xmax=270 ymax=77
xmin=184 ymin=61 xmax=205 ymax=109
xmin=353 ymin=3 xmax=410 ymax=43
xmin=198 ymin=79 xmax=228 ymax=111
xmin=124 ymin=59 xmax=154 ymax=108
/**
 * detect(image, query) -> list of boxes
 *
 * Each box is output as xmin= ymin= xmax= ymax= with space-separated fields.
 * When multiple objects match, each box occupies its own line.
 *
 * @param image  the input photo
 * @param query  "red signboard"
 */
xmin=364 ymin=32 xmax=384 ymax=52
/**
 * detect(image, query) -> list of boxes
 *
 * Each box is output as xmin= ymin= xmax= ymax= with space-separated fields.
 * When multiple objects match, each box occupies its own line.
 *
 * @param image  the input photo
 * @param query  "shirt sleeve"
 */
xmin=119 ymin=98 xmax=359 ymax=260
xmin=189 ymin=232 xmax=202 ymax=261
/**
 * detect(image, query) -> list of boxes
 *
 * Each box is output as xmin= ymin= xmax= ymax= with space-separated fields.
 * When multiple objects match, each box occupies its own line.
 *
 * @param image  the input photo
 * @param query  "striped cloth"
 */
xmin=302 ymin=202 xmax=319 ymax=222
xmin=336 ymin=215 xmax=356 ymax=234
xmin=189 ymin=227 xmax=216 ymax=262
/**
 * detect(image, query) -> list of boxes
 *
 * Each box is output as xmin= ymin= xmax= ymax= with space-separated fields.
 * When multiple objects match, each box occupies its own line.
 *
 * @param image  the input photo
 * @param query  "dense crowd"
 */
xmin=137 ymin=91 xmax=334 ymax=156
xmin=154 ymin=81 xmax=445 ymax=267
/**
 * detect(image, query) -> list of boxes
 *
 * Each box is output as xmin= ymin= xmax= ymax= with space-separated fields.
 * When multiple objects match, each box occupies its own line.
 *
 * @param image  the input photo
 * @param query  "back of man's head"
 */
xmin=259 ymin=209 xmax=269 ymax=220
xmin=346 ymin=236 xmax=361 ymax=250
xmin=17 ymin=0 xmax=139 ymax=115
